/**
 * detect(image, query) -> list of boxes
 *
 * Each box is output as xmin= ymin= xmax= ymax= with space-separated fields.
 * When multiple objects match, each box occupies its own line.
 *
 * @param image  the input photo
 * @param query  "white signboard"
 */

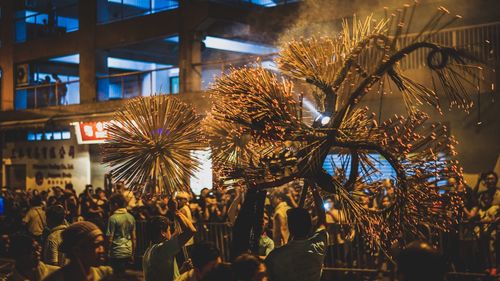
xmin=4 ymin=138 xmax=90 ymax=193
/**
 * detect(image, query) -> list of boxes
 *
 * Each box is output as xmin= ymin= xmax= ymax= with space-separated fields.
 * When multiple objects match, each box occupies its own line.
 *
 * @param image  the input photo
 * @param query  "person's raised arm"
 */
xmin=168 ymin=198 xmax=196 ymax=247
xmin=175 ymin=212 xmax=196 ymax=247
xmin=312 ymin=186 xmax=326 ymax=230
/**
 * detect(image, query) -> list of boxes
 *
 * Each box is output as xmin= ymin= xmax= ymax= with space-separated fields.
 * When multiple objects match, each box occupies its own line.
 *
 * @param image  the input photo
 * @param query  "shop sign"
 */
xmin=74 ymin=121 xmax=114 ymax=144
xmin=4 ymin=140 xmax=90 ymax=192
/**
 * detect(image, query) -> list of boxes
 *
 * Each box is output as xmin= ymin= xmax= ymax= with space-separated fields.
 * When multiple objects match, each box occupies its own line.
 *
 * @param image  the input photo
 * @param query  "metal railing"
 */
xmin=96 ymin=66 xmax=179 ymax=101
xmin=202 ymin=0 xmax=300 ymax=6
xmin=14 ymin=4 xmax=79 ymax=43
xmin=15 ymin=80 xmax=79 ymax=110
xmin=399 ymin=22 xmax=500 ymax=70
xmin=141 ymin=221 xmax=496 ymax=279
xmin=97 ymin=0 xmax=179 ymax=24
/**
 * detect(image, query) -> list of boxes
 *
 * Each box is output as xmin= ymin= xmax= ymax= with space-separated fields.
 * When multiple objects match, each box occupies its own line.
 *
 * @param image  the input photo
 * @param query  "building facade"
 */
xmin=0 ymin=0 xmax=498 ymax=193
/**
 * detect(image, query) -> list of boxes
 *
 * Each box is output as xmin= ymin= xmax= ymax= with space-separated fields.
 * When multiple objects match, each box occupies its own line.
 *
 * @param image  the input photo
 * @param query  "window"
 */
xmin=27 ymin=130 xmax=71 ymax=141
xmin=169 ymin=76 xmax=179 ymax=94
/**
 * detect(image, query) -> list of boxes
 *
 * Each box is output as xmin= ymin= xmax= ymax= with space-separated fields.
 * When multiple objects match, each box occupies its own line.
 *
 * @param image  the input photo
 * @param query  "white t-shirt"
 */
xmin=265 ymin=228 xmax=328 ymax=281
xmin=143 ymin=237 xmax=181 ymax=281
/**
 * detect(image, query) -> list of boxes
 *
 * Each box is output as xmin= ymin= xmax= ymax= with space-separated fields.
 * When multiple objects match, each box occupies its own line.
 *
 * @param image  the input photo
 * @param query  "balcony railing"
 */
xmin=15 ymin=80 xmax=80 ymax=110
xmin=96 ymin=66 xmax=179 ymax=101
xmin=97 ymin=0 xmax=179 ymax=24
xmin=14 ymin=4 xmax=79 ymax=43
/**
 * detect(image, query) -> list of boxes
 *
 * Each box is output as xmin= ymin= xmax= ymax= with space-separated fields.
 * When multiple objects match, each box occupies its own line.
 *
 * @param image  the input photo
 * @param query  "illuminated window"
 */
xmin=53 ymin=132 xmax=62 ymax=140
xmin=62 ymin=131 xmax=71 ymax=139
xmin=170 ymin=76 xmax=179 ymax=94
xmin=27 ymin=132 xmax=36 ymax=141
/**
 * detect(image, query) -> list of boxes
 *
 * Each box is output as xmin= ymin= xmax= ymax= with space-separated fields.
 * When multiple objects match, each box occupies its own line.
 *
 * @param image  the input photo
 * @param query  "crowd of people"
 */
xmin=0 ymin=171 xmax=498 ymax=281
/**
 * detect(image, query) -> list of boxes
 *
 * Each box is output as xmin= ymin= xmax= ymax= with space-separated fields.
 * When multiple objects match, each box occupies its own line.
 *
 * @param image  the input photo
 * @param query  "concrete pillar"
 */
xmin=178 ymin=1 xmax=202 ymax=94
xmin=0 ymin=0 xmax=15 ymax=111
xmin=78 ymin=0 xmax=98 ymax=104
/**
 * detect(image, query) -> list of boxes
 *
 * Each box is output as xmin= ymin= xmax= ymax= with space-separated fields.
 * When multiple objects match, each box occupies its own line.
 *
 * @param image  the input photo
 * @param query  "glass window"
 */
xmin=53 ymin=131 xmax=62 ymax=140
xmin=169 ymin=76 xmax=179 ymax=94
xmin=62 ymin=131 xmax=71 ymax=139
xmin=27 ymin=132 xmax=36 ymax=141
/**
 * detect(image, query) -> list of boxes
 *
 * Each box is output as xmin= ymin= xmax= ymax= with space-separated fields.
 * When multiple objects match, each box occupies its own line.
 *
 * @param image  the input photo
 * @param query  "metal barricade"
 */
xmin=135 ymin=220 xmax=498 ymax=280
xmin=195 ymin=222 xmax=233 ymax=261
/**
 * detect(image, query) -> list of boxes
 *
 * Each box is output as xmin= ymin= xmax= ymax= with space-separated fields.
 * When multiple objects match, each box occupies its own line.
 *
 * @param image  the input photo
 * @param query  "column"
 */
xmin=0 ymin=0 xmax=15 ymax=110
xmin=178 ymin=0 xmax=202 ymax=94
xmin=78 ymin=0 xmax=98 ymax=104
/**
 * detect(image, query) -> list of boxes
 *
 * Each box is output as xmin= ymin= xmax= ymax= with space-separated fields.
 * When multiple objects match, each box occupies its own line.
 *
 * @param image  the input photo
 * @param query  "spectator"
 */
xmin=65 ymin=192 xmax=79 ymax=223
xmin=271 ymin=193 xmax=290 ymax=247
xmin=22 ymin=196 xmax=46 ymax=242
xmin=456 ymin=181 xmax=478 ymax=220
xmin=175 ymin=242 xmax=221 ymax=281
xmin=143 ymin=201 xmax=196 ymax=281
xmin=49 ymin=186 xmax=65 ymax=206
xmin=397 ymin=241 xmax=446 ymax=281
xmin=52 ymin=74 xmax=68 ymax=105
xmin=176 ymin=192 xmax=194 ymax=247
xmin=107 ymin=194 xmax=136 ymax=276
xmin=233 ymin=254 xmax=268 ymax=281
xmin=43 ymin=204 xmax=68 ymax=266
xmin=203 ymin=192 xmax=223 ymax=223
xmin=80 ymin=185 xmax=95 ymax=220
xmin=44 ymin=221 xmax=112 ymax=281
xmin=265 ymin=186 xmax=327 ymax=281
xmin=258 ymin=212 xmax=274 ymax=259
xmin=200 ymin=263 xmax=235 ymax=281
xmin=476 ymin=172 xmax=500 ymax=207
xmin=8 ymin=234 xmax=59 ymax=281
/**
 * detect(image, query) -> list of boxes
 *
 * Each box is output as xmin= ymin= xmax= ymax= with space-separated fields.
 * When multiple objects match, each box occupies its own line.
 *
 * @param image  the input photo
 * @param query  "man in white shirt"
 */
xmin=143 ymin=200 xmax=196 ymax=281
xmin=265 ymin=186 xmax=327 ymax=281
xmin=22 ymin=196 xmax=46 ymax=242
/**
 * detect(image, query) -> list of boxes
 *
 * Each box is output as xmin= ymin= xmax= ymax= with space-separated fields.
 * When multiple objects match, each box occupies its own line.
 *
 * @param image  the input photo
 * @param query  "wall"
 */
xmin=2 ymin=136 xmax=91 ymax=194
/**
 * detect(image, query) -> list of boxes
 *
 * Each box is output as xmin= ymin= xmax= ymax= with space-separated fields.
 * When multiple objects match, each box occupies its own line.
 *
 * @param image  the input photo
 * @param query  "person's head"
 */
xmin=46 ymin=204 xmax=65 ymax=228
xmin=65 ymin=183 xmax=74 ymax=192
xmin=44 ymin=75 xmax=50 ymax=83
xmin=287 ymin=208 xmax=311 ymax=240
xmin=447 ymin=177 xmax=457 ymax=188
xmin=200 ymin=188 xmax=210 ymax=198
xmin=96 ymin=188 xmax=106 ymax=199
xmin=109 ymin=193 xmax=127 ymax=211
xmin=52 ymin=186 xmax=63 ymax=197
xmin=176 ymin=191 xmax=190 ymax=207
xmin=381 ymin=196 xmax=391 ymax=208
xmin=201 ymin=263 xmax=235 ymax=281
xmin=60 ymin=221 xmax=105 ymax=267
xmin=148 ymin=216 xmax=172 ymax=243
xmin=51 ymin=73 xmax=59 ymax=80
xmin=233 ymin=254 xmax=267 ymax=281
xmin=9 ymin=234 xmax=41 ymax=270
xmin=484 ymin=171 xmax=498 ymax=189
xmin=271 ymin=192 xmax=287 ymax=207
xmin=115 ymin=181 xmax=125 ymax=193
xmin=30 ymin=195 xmax=42 ymax=207
xmin=191 ymin=242 xmax=222 ymax=279
xmin=398 ymin=241 xmax=446 ymax=281
xmin=85 ymin=184 xmax=94 ymax=194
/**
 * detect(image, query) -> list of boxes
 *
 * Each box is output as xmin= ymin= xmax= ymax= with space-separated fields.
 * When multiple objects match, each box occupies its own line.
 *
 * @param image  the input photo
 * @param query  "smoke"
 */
xmin=273 ymin=0 xmax=481 ymax=48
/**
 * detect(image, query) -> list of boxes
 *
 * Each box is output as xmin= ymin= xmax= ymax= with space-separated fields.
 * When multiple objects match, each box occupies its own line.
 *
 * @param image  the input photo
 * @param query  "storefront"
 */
xmin=1 ymin=117 xmax=112 ymax=194
xmin=1 ymin=118 xmax=213 ymax=194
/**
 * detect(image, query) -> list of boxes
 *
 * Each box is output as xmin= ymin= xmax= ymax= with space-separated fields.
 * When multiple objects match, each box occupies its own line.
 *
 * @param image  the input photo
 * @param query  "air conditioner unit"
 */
xmin=16 ymin=64 xmax=29 ymax=86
